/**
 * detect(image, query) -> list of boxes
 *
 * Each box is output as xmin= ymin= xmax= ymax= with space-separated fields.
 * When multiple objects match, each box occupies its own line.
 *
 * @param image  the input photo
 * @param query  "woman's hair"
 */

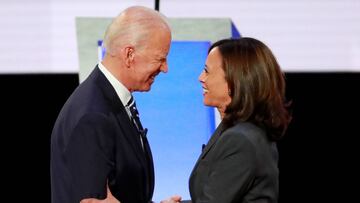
xmin=210 ymin=37 xmax=292 ymax=140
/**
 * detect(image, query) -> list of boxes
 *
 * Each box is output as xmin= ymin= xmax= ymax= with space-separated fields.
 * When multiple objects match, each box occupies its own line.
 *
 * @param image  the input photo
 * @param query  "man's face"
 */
xmin=131 ymin=29 xmax=171 ymax=92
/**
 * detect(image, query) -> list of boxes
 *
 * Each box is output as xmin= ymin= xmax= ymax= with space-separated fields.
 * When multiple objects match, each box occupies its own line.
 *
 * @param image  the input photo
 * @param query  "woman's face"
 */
xmin=199 ymin=47 xmax=231 ymax=109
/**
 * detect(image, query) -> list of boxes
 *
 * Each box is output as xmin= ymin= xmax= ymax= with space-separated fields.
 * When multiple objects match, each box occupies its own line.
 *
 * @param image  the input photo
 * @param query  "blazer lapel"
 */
xmin=200 ymin=121 xmax=226 ymax=159
xmin=191 ymin=121 xmax=227 ymax=175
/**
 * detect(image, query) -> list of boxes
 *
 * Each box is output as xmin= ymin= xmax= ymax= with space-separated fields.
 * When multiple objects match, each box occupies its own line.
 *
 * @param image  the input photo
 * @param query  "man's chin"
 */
xmin=138 ymin=86 xmax=151 ymax=92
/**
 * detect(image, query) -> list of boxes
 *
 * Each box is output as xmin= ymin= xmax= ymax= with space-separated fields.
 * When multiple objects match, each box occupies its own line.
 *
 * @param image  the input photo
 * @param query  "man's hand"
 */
xmin=80 ymin=184 xmax=120 ymax=203
xmin=160 ymin=195 xmax=182 ymax=203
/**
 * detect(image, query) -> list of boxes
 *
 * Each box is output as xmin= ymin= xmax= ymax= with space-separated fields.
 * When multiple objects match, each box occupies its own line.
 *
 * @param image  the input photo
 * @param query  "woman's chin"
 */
xmin=202 ymin=100 xmax=213 ymax=107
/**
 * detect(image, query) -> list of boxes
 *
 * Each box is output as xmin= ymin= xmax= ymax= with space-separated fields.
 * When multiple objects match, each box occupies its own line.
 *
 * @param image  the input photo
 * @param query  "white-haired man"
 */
xmin=51 ymin=6 xmax=171 ymax=203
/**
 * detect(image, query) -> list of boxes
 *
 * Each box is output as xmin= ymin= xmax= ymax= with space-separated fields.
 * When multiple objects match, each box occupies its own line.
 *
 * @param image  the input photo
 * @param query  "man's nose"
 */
xmin=160 ymin=62 xmax=168 ymax=73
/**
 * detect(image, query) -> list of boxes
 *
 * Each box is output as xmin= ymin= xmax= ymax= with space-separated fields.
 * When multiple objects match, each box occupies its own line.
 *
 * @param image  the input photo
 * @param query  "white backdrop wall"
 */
xmin=0 ymin=0 xmax=359 ymax=72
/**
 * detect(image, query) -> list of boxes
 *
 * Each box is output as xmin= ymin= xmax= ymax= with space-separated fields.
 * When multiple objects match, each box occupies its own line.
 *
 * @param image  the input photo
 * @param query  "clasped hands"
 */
xmin=160 ymin=195 xmax=182 ymax=203
xmin=80 ymin=183 xmax=182 ymax=203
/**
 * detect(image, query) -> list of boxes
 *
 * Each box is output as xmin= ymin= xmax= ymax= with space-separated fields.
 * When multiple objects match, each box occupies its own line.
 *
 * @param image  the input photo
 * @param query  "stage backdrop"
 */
xmin=1 ymin=0 xmax=359 ymax=73
xmin=134 ymin=41 xmax=212 ymax=200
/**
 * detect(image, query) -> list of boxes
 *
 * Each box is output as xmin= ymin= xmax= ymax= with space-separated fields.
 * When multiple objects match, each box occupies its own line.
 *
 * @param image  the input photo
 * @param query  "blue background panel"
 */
xmin=134 ymin=41 xmax=214 ymax=202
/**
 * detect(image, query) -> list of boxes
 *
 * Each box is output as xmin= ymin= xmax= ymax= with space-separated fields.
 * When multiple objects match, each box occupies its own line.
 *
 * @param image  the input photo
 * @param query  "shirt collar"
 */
xmin=98 ymin=62 xmax=132 ymax=106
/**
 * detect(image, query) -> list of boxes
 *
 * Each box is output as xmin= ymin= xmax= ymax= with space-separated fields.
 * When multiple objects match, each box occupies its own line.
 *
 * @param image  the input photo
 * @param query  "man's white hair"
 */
xmin=103 ymin=6 xmax=170 ymax=55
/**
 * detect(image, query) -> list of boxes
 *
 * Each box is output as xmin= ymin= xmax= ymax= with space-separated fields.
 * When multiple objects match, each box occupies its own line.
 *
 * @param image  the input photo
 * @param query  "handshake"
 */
xmin=160 ymin=195 xmax=191 ymax=203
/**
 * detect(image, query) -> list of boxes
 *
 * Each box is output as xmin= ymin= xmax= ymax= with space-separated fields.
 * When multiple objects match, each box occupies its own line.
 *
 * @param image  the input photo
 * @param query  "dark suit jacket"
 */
xmin=51 ymin=66 xmax=154 ymax=203
xmin=189 ymin=122 xmax=279 ymax=203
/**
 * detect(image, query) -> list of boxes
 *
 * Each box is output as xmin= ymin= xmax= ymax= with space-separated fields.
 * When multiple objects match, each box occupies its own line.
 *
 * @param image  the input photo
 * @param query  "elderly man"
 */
xmin=51 ymin=6 xmax=171 ymax=203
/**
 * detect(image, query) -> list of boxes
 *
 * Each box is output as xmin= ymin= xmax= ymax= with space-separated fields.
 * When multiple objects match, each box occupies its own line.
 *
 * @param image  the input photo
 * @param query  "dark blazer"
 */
xmin=189 ymin=122 xmax=279 ymax=203
xmin=51 ymin=66 xmax=154 ymax=203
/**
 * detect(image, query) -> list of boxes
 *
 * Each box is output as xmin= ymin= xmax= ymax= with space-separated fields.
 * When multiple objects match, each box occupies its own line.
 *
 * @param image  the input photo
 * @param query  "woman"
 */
xmin=162 ymin=37 xmax=291 ymax=203
xmin=191 ymin=37 xmax=291 ymax=203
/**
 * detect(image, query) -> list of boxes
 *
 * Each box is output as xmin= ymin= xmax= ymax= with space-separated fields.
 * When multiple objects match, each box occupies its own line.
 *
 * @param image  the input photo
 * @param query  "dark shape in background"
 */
xmin=0 ymin=72 xmax=358 ymax=202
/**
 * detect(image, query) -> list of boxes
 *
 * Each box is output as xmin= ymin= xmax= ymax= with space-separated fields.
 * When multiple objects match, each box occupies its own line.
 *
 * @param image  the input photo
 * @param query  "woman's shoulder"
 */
xmin=221 ymin=122 xmax=270 ymax=147
xmin=224 ymin=122 xmax=264 ymax=137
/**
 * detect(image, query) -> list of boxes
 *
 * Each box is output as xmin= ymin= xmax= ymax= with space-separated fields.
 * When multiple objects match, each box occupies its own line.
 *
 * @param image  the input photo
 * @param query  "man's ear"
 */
xmin=124 ymin=46 xmax=135 ymax=67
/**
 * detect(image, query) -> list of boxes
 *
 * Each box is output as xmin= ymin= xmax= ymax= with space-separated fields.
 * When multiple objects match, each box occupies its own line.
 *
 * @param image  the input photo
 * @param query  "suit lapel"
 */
xmin=190 ymin=121 xmax=227 ymax=178
xmin=115 ymin=106 xmax=155 ymax=200
xmin=200 ymin=121 xmax=226 ymax=159
xmin=115 ymin=111 xmax=148 ymax=164
xmin=92 ymin=66 xmax=148 ymax=169
xmin=92 ymin=66 xmax=154 ymax=200
xmin=142 ymin=135 xmax=155 ymax=199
